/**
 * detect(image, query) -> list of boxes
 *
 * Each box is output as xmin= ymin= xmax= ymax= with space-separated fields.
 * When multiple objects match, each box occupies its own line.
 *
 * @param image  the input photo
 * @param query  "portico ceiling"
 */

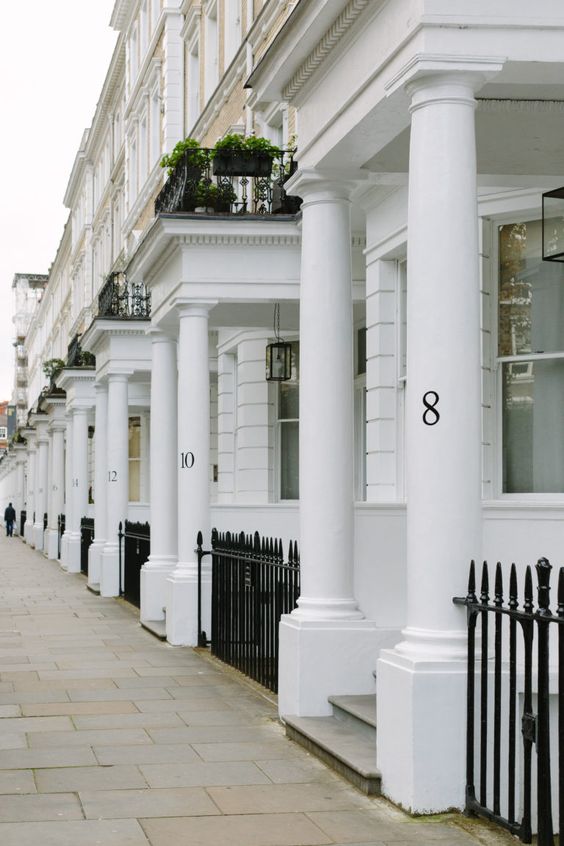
xmin=363 ymin=98 xmax=564 ymax=177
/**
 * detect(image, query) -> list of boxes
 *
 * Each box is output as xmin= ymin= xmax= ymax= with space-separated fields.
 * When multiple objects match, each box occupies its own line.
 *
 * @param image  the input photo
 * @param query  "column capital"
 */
xmin=386 ymin=54 xmax=504 ymax=99
xmin=94 ymin=381 xmax=108 ymax=395
xmin=285 ymin=167 xmax=368 ymax=206
xmin=173 ymin=300 xmax=216 ymax=320
xmin=147 ymin=326 xmax=178 ymax=345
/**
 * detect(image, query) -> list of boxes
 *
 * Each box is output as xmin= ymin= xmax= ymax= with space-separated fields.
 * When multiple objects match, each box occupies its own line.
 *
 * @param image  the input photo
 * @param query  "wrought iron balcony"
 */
xmin=66 ymin=335 xmax=95 ymax=368
xmin=97 ymin=272 xmax=151 ymax=320
xmin=155 ymin=148 xmax=301 ymax=217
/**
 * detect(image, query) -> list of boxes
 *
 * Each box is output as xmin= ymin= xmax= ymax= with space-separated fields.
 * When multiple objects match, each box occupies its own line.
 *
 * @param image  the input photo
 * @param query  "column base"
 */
xmin=166 ymin=568 xmax=211 ymax=647
xmin=66 ymin=533 xmax=81 ymax=573
xmin=24 ymin=521 xmax=33 ymax=545
xmin=100 ymin=543 xmax=120 ymax=597
xmin=376 ymin=647 xmax=467 ymax=814
xmin=278 ymin=615 xmax=396 ymax=717
xmin=32 ymin=523 xmax=44 ymax=552
xmin=59 ymin=533 xmax=69 ymax=569
xmin=44 ymin=528 xmax=59 ymax=561
xmin=140 ymin=557 xmax=177 ymax=623
xmin=88 ymin=539 xmax=106 ymax=589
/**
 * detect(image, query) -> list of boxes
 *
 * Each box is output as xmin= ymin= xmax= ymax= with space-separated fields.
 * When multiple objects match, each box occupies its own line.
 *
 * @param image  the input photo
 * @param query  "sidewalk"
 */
xmin=0 ymin=531 xmax=511 ymax=846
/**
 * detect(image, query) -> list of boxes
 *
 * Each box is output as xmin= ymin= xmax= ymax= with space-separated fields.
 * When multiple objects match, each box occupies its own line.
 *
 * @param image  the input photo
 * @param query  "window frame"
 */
xmin=491 ymin=210 xmax=564 ymax=501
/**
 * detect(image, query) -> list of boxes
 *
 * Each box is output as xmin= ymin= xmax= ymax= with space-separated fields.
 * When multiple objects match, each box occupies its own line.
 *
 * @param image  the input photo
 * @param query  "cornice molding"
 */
xmin=282 ymin=0 xmax=370 ymax=101
xmin=477 ymin=98 xmax=564 ymax=113
xmin=179 ymin=232 xmax=301 ymax=247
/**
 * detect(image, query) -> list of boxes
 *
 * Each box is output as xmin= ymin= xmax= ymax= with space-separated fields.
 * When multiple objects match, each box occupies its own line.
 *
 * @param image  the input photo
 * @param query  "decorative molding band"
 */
xmin=282 ymin=0 xmax=371 ymax=100
xmin=179 ymin=233 xmax=301 ymax=247
xmin=477 ymin=98 xmax=564 ymax=113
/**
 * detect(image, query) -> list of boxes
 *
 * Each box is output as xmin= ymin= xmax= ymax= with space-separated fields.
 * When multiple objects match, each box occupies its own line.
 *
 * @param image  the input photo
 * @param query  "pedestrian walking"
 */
xmin=4 ymin=502 xmax=16 ymax=537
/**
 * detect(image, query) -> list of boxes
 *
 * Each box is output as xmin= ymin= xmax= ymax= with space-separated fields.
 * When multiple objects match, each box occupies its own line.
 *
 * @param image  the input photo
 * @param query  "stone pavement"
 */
xmin=0 ymin=531 xmax=513 ymax=846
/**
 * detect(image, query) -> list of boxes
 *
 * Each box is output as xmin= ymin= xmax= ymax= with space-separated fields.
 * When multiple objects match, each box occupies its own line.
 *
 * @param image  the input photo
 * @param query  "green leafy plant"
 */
xmin=160 ymin=138 xmax=207 ymax=175
xmin=77 ymin=350 xmax=96 ymax=367
xmin=211 ymin=134 xmax=281 ymax=158
xmin=42 ymin=358 xmax=65 ymax=380
xmin=194 ymin=182 xmax=218 ymax=208
xmin=211 ymin=134 xmax=246 ymax=155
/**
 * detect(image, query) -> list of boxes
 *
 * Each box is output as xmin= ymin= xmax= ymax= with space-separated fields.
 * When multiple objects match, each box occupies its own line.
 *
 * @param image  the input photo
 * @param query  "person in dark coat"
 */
xmin=4 ymin=503 xmax=16 ymax=537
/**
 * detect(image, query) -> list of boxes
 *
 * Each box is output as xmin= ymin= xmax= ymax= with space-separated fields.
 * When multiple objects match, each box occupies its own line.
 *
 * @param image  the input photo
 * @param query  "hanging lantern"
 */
xmin=266 ymin=303 xmax=292 ymax=381
xmin=542 ymin=187 xmax=564 ymax=262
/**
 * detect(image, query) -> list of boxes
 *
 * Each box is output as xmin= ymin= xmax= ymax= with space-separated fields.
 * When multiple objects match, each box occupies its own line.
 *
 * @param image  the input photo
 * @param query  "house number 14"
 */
xmin=180 ymin=452 xmax=195 ymax=469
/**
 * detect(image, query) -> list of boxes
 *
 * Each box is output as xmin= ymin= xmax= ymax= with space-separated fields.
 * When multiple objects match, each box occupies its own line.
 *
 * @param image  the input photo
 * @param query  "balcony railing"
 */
xmin=66 ymin=335 xmax=95 ymax=368
xmin=97 ymin=272 xmax=151 ymax=320
xmin=155 ymin=148 xmax=301 ymax=217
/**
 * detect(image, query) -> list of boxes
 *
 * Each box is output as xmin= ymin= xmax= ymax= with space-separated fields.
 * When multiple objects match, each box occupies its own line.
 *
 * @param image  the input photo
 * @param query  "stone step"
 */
xmin=284 ymin=710 xmax=381 ymax=796
xmin=329 ymin=694 xmax=376 ymax=740
xmin=141 ymin=619 xmax=167 ymax=640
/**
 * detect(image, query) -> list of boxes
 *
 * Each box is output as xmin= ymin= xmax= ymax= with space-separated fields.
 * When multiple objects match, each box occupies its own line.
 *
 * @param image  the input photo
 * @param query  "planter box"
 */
xmin=212 ymin=151 xmax=274 ymax=177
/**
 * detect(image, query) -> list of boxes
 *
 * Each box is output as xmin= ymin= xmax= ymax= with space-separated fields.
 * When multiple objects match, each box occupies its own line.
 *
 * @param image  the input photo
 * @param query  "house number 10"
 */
xmin=180 ymin=452 xmax=195 ymax=469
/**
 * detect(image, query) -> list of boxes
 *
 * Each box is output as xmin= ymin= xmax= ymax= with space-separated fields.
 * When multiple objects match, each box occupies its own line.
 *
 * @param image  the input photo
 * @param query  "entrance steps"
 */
xmin=284 ymin=694 xmax=381 ymax=795
xmin=141 ymin=618 xmax=167 ymax=640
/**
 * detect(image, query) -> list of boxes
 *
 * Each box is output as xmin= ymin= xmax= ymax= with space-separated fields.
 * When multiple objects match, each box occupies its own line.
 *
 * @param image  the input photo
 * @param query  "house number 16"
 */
xmin=180 ymin=452 xmax=195 ymax=469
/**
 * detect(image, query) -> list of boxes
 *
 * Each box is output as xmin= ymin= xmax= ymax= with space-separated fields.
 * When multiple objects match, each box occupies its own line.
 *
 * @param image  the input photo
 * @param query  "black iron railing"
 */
xmin=20 ymin=509 xmax=26 ymax=537
xmin=197 ymin=529 xmax=300 ymax=693
xmin=98 ymin=272 xmax=151 ymax=320
xmin=454 ymin=558 xmax=563 ymax=844
xmin=67 ymin=334 xmax=95 ymax=368
xmin=43 ymin=512 xmax=48 ymax=532
xmin=155 ymin=148 xmax=301 ymax=217
xmin=118 ymin=520 xmax=150 ymax=608
xmin=57 ymin=513 xmax=65 ymax=560
xmin=80 ymin=517 xmax=94 ymax=576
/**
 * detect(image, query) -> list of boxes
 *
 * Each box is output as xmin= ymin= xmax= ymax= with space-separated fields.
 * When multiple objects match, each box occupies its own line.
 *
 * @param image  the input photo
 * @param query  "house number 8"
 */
xmin=180 ymin=452 xmax=195 ymax=469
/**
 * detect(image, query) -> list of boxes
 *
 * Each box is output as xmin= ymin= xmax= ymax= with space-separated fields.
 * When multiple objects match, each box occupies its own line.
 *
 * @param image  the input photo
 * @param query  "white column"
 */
xmin=66 ymin=408 xmax=89 ymax=573
xmin=33 ymin=424 xmax=49 ymax=551
xmin=45 ymin=421 xmax=65 ymax=560
xmin=88 ymin=383 xmax=108 ymax=590
xmin=377 ymin=70 xmax=493 ymax=813
xmin=15 ymin=449 xmax=25 ymax=534
xmin=100 ymin=373 xmax=129 ymax=597
xmin=25 ymin=439 xmax=36 ymax=545
xmin=278 ymin=170 xmax=376 ymax=718
xmin=141 ymin=332 xmax=178 ymax=623
xmin=60 ymin=415 xmax=73 ymax=568
xmin=166 ymin=305 xmax=211 ymax=646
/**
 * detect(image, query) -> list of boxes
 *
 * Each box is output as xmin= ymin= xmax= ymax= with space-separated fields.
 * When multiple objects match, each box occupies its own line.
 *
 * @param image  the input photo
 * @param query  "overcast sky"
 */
xmin=0 ymin=1 xmax=118 ymax=400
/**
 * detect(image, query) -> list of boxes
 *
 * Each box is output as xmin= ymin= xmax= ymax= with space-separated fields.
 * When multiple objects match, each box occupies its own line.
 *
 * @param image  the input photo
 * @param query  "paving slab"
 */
xmin=0 ymin=769 xmax=36 ymax=794
xmin=80 ymin=786 xmax=220 ymax=819
xmin=35 ymin=764 xmax=148 ymax=793
xmin=139 ymin=812 xmax=332 ymax=845
xmin=0 ymin=819 xmax=150 ymax=846
xmin=0 ymin=746 xmax=97 ymax=769
xmin=0 ymin=793 xmax=83 ymax=822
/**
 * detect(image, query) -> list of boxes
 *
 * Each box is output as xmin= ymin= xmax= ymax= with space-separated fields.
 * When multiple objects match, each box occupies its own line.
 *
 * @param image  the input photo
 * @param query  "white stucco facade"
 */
xmin=0 ymin=0 xmax=562 ymax=824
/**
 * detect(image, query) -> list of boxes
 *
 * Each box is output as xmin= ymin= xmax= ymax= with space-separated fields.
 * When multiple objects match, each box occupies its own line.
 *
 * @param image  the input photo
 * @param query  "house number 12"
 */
xmin=180 ymin=452 xmax=195 ymax=469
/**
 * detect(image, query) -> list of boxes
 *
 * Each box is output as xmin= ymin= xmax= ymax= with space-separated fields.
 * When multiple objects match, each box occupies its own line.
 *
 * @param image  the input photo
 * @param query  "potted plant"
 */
xmin=211 ymin=134 xmax=281 ymax=177
xmin=42 ymin=358 xmax=66 ymax=382
xmin=160 ymin=138 xmax=208 ymax=176
xmin=194 ymin=182 xmax=217 ymax=213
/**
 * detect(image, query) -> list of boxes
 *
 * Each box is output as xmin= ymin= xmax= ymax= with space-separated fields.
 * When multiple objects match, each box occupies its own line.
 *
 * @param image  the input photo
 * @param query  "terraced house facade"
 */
xmin=2 ymin=0 xmax=564 ymax=831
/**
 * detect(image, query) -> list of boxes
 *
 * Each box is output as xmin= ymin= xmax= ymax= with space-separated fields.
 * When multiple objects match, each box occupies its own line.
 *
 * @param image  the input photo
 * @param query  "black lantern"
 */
xmin=542 ymin=187 xmax=564 ymax=262
xmin=266 ymin=303 xmax=292 ymax=381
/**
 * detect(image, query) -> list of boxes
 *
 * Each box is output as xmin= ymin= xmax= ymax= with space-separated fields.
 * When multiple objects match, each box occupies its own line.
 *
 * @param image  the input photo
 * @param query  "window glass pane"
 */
xmin=129 ymin=460 xmax=141 ymax=502
xmin=499 ymin=220 xmax=564 ymax=356
xmin=278 ymin=341 xmax=299 ymax=419
xmin=279 ymin=383 xmax=298 ymax=419
xmin=280 ymin=421 xmax=299 ymax=499
xmin=357 ymin=327 xmax=366 ymax=376
xmin=129 ymin=417 xmax=141 ymax=458
xmin=502 ymin=360 xmax=564 ymax=492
